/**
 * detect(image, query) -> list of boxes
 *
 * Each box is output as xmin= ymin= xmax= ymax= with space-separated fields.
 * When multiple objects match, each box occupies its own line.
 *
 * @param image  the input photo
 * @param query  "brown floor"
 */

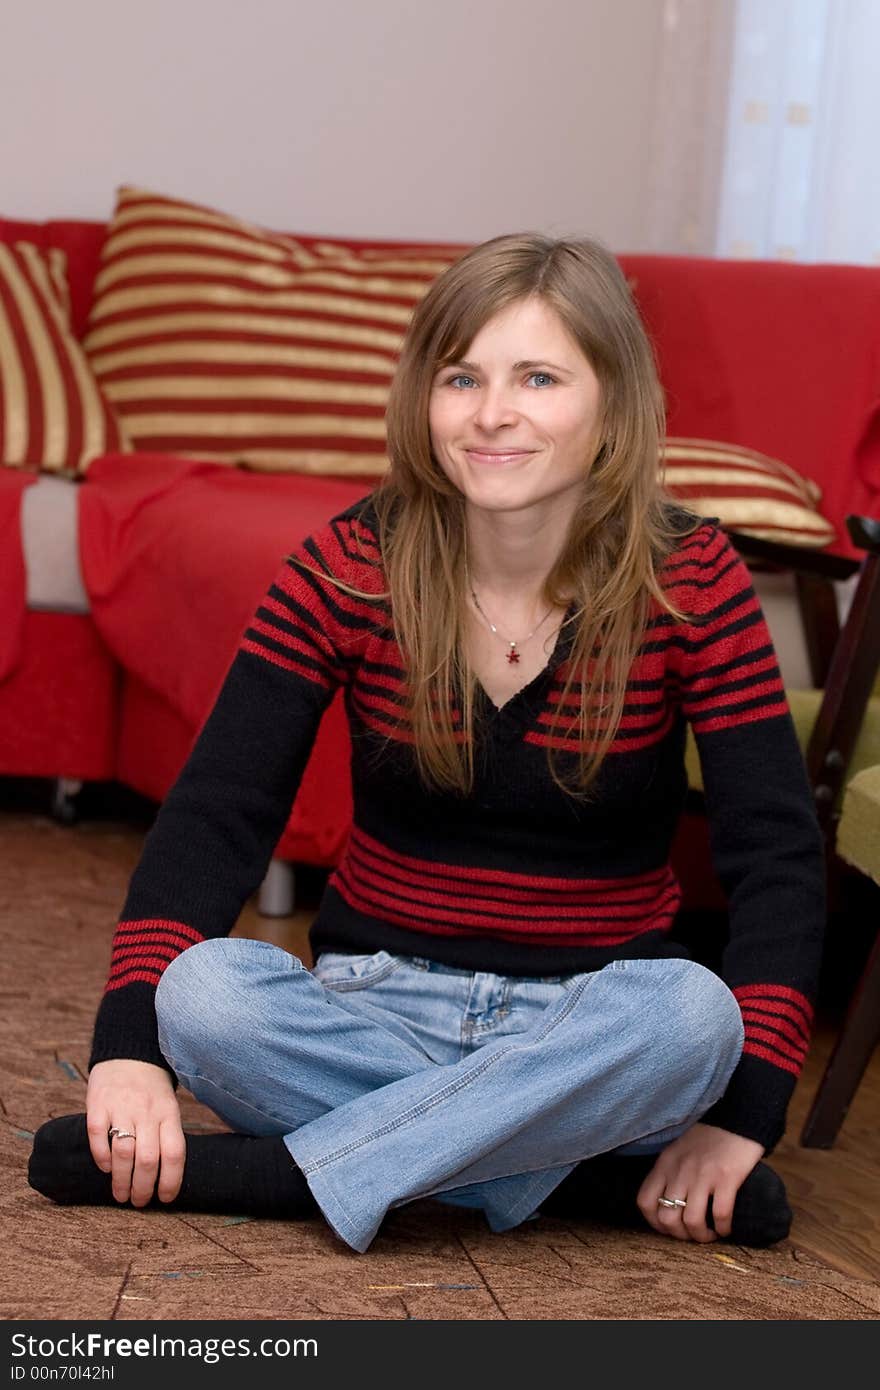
xmin=2 ymin=798 xmax=879 ymax=1321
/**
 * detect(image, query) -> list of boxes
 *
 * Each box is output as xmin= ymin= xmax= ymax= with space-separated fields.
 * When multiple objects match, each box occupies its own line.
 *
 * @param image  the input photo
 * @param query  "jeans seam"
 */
xmin=296 ymin=973 xmax=593 ymax=1175
xmin=317 ymin=959 xmax=403 ymax=991
xmin=493 ymin=1168 xmax=569 ymax=1227
xmin=168 ymin=1062 xmax=299 ymax=1131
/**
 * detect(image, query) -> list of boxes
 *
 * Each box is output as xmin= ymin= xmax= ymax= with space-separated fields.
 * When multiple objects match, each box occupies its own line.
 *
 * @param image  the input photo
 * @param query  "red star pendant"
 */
xmin=507 ymin=646 xmax=520 ymax=664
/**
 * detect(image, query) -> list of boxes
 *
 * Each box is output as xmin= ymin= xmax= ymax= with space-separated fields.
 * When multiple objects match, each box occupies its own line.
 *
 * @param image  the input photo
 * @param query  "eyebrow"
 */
xmin=445 ymin=358 xmax=573 ymax=375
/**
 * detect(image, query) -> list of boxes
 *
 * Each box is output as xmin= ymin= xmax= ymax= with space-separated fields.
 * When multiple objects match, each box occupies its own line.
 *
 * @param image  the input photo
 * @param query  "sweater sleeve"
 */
xmin=89 ymin=512 xmax=379 ymax=1075
xmin=670 ymin=523 xmax=826 ymax=1152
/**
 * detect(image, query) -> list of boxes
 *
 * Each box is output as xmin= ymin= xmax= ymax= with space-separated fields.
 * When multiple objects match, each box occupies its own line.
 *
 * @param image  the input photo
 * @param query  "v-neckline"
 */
xmin=475 ymin=602 xmax=576 ymax=718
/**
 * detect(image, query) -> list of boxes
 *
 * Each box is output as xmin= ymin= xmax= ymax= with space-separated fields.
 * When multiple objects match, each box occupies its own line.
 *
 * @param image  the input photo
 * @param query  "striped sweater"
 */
xmin=89 ymin=495 xmax=826 ymax=1152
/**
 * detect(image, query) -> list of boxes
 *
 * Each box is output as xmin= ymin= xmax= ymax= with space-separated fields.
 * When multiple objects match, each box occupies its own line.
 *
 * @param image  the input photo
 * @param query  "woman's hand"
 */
xmin=86 ymin=1059 xmax=185 ymax=1208
xmin=637 ymin=1122 xmax=765 ymax=1242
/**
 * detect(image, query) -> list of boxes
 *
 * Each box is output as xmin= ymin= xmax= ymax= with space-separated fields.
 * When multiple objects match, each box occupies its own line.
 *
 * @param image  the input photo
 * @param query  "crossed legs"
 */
xmin=153 ymin=940 xmax=744 ymax=1252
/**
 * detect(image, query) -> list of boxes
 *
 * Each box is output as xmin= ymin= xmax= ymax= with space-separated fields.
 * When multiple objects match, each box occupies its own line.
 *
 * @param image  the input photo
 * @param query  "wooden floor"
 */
xmin=759 ymin=1027 xmax=880 ymax=1284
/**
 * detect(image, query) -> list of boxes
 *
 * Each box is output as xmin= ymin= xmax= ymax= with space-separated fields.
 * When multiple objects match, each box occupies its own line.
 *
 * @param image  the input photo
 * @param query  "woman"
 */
xmin=29 ymin=234 xmax=825 ymax=1253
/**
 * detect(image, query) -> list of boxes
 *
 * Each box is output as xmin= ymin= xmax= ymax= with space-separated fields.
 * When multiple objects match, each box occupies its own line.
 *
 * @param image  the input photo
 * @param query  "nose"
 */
xmin=470 ymin=382 xmax=519 ymax=434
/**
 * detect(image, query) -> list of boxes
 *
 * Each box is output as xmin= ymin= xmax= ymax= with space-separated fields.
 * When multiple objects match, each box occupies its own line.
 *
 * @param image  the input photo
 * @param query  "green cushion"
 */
xmin=685 ymin=692 xmax=880 ymax=793
xmin=837 ymin=765 xmax=880 ymax=883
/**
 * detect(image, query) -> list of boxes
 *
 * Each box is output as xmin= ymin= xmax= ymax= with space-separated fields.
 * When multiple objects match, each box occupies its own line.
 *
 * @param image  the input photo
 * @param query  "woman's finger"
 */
xmin=157 ymin=1115 xmax=187 ymax=1204
xmin=85 ymin=1105 xmax=113 ymax=1174
xmin=708 ymin=1178 xmax=739 ymax=1238
xmin=680 ymin=1183 xmax=716 ymax=1243
xmin=109 ymin=1126 xmax=138 ymax=1204
xmin=655 ymin=1193 xmax=690 ymax=1241
xmin=130 ymin=1131 xmax=162 ymax=1208
xmin=637 ymin=1162 xmax=687 ymax=1238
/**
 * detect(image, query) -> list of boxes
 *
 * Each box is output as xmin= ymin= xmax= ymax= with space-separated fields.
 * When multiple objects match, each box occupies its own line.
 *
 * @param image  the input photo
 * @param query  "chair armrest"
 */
xmin=728 ymin=517 xmax=879 ymax=687
xmin=726 ymin=529 xmax=860 ymax=581
xmin=804 ymin=517 xmax=880 ymax=831
xmin=846 ymin=514 xmax=880 ymax=555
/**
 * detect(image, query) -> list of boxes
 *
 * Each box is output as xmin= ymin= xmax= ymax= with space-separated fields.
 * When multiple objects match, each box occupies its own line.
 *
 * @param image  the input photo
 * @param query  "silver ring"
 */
xmin=657 ymin=1195 xmax=687 ymax=1209
xmin=108 ymin=1127 xmax=136 ymax=1142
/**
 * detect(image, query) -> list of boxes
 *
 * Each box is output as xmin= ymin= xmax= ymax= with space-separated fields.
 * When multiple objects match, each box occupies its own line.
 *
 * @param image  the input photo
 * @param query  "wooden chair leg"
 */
xmin=801 ymin=925 xmax=880 ymax=1147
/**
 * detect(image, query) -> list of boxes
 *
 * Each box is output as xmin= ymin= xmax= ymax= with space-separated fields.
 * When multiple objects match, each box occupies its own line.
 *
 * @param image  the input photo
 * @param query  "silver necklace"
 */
xmin=465 ymin=561 xmax=556 ymax=665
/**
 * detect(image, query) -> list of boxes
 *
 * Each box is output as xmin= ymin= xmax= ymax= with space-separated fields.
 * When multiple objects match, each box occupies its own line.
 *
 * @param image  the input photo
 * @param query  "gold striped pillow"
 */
xmin=83 ymin=186 xmax=466 ymax=476
xmin=0 ymin=242 xmax=129 ymax=476
xmin=663 ymin=437 xmax=835 ymax=547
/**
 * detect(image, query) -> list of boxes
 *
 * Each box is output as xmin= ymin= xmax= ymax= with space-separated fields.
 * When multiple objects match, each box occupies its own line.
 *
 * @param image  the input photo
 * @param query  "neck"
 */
xmin=464 ymin=502 xmax=571 ymax=601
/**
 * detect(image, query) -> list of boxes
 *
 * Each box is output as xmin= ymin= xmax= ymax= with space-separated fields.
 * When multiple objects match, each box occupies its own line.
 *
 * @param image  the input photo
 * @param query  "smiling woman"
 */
xmin=381 ymin=233 xmax=683 ymax=798
xmin=426 ymin=296 xmax=605 ymax=707
xmin=428 ymin=298 xmax=602 ymax=520
xmin=29 ymin=232 xmax=824 ymax=1259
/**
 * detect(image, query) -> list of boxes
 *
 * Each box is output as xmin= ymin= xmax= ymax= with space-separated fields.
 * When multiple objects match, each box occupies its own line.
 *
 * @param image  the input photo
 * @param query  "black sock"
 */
xmin=27 ymin=1113 xmax=317 ymax=1220
xmin=540 ymin=1153 xmax=792 ymax=1247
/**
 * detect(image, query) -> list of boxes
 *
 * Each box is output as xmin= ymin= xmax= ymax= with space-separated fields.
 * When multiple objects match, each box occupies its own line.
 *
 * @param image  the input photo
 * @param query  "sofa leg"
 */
xmin=258 ymin=858 xmax=296 ymax=917
xmin=50 ymin=777 xmax=84 ymax=826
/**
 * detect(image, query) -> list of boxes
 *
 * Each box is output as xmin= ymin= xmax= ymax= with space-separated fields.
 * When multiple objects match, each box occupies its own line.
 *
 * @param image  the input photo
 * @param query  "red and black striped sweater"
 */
xmin=89 ymin=495 xmax=825 ymax=1152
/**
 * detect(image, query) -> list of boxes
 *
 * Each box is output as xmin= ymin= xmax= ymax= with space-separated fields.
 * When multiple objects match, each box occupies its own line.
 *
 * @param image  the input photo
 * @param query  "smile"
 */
xmin=465 ymin=449 xmax=536 ymax=465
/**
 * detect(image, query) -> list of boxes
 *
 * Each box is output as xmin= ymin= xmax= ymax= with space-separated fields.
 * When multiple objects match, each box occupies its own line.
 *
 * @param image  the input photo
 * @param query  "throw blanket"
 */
xmin=78 ymin=452 xmax=374 ymax=864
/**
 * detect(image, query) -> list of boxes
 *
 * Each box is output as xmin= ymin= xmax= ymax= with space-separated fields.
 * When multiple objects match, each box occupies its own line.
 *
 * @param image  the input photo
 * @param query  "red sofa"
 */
xmin=1 ymin=223 xmax=117 ymax=788
xmin=3 ymin=211 xmax=880 ymax=894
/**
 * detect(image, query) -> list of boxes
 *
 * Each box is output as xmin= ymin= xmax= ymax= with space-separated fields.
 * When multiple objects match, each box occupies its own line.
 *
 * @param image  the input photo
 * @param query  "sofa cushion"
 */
xmin=0 ymin=218 xmax=107 ymax=339
xmin=836 ymin=764 xmax=880 ymax=884
xmin=663 ymin=437 xmax=835 ymax=547
xmin=0 ymin=241 xmax=130 ymax=476
xmin=82 ymin=186 xmax=466 ymax=476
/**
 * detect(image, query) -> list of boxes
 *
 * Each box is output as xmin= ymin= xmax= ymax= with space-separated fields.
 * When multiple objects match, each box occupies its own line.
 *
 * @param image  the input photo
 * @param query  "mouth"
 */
xmin=464 ymin=448 xmax=536 ymax=466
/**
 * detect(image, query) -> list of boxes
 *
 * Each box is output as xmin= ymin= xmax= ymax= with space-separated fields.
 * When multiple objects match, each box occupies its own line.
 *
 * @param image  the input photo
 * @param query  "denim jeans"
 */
xmin=154 ymin=940 xmax=744 ymax=1253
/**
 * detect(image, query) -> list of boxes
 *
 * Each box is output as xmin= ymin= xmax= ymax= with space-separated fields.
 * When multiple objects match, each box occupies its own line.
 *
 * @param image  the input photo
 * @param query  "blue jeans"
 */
xmin=154 ymin=941 xmax=744 ymax=1253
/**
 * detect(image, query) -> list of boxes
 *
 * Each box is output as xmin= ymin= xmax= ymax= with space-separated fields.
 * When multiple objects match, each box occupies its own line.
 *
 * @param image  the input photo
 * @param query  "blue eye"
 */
xmin=527 ymin=372 xmax=555 ymax=387
xmin=448 ymin=374 xmax=477 ymax=389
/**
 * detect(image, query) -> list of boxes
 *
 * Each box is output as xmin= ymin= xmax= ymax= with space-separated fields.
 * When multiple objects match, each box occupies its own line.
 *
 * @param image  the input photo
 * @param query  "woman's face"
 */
xmin=428 ymin=295 xmax=602 ymax=521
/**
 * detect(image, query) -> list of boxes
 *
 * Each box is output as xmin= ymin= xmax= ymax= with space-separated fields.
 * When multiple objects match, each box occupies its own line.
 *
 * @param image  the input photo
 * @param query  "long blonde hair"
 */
xmin=298 ymin=233 xmax=700 ymax=798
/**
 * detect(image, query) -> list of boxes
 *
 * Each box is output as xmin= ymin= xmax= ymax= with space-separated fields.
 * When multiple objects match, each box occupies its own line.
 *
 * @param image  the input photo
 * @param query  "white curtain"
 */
xmin=715 ymin=0 xmax=880 ymax=264
xmin=640 ymin=0 xmax=737 ymax=255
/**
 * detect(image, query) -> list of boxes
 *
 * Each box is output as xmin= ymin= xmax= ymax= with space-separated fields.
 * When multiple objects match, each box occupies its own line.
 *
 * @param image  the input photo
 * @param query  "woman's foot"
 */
xmin=540 ymin=1152 xmax=792 ymax=1246
xmin=27 ymin=1113 xmax=317 ymax=1219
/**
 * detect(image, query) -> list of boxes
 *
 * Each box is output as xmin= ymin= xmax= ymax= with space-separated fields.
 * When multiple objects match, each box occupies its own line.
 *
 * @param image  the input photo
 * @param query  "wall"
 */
xmin=1 ymin=0 xmax=671 ymax=247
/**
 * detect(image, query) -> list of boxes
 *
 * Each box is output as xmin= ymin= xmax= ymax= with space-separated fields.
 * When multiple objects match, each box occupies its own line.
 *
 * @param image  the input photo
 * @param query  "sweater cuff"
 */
xmin=88 ymin=983 xmax=178 ymax=1087
xmin=701 ymin=1052 xmax=798 ymax=1153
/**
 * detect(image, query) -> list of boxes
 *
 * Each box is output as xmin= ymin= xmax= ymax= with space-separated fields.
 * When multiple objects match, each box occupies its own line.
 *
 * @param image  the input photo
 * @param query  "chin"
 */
xmin=465 ymin=489 xmax=545 ymax=515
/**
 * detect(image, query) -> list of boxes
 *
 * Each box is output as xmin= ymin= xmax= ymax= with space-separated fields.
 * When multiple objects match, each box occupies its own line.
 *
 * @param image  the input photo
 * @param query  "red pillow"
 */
xmin=663 ymin=437 xmax=835 ymax=547
xmin=83 ymin=186 xmax=467 ymax=476
xmin=0 ymin=241 xmax=129 ymax=475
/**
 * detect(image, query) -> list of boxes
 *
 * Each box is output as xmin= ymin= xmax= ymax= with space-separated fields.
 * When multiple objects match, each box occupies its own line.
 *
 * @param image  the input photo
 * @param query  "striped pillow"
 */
xmin=83 ymin=186 xmax=466 ymax=476
xmin=0 ymin=242 xmax=130 ymax=476
xmin=663 ymin=437 xmax=835 ymax=548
